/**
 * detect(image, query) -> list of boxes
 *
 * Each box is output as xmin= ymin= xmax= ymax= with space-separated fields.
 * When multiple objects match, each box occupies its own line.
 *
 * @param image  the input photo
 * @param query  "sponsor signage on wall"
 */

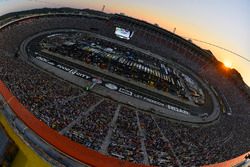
xmin=35 ymin=55 xmax=190 ymax=115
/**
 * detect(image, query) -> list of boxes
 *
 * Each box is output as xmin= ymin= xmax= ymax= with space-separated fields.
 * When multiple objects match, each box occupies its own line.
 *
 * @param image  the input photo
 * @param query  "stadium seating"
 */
xmin=0 ymin=13 xmax=249 ymax=166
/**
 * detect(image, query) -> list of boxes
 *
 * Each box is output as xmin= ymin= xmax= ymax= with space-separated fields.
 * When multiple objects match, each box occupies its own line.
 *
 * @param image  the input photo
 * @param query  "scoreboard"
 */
xmin=115 ymin=27 xmax=134 ymax=40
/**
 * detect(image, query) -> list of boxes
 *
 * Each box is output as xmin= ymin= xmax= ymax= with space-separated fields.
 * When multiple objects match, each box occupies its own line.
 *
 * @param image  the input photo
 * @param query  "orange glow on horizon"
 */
xmin=223 ymin=61 xmax=233 ymax=69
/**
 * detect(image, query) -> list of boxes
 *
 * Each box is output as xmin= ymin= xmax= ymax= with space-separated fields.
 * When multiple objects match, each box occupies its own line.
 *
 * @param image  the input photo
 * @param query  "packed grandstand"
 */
xmin=0 ymin=8 xmax=250 ymax=167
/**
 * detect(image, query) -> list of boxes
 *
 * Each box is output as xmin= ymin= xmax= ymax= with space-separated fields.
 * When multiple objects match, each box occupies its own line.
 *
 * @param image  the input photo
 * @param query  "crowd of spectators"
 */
xmin=66 ymin=100 xmax=117 ymax=151
xmin=0 ymin=14 xmax=249 ymax=167
xmin=108 ymin=107 xmax=144 ymax=164
xmin=0 ymin=55 xmax=102 ymax=131
xmin=156 ymin=115 xmax=236 ymax=166
xmin=138 ymin=112 xmax=178 ymax=166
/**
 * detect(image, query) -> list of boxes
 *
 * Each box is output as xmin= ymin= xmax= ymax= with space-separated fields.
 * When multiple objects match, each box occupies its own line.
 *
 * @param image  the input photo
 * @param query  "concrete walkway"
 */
xmin=135 ymin=110 xmax=149 ymax=165
xmin=100 ymin=104 xmax=121 ymax=154
xmin=59 ymin=98 xmax=104 ymax=135
xmin=152 ymin=115 xmax=182 ymax=167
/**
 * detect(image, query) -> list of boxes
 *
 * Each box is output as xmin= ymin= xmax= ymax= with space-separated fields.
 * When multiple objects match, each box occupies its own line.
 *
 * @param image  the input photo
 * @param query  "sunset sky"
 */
xmin=0 ymin=0 xmax=249 ymax=85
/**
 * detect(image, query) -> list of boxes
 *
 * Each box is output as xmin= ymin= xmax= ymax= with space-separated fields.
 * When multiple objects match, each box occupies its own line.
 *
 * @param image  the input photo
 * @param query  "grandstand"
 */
xmin=0 ymin=8 xmax=249 ymax=167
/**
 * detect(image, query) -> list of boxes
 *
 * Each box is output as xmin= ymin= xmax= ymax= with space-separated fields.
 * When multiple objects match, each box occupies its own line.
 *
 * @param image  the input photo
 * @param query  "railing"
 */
xmin=204 ymin=152 xmax=250 ymax=167
xmin=0 ymin=12 xmax=249 ymax=167
xmin=0 ymin=80 xmax=148 ymax=167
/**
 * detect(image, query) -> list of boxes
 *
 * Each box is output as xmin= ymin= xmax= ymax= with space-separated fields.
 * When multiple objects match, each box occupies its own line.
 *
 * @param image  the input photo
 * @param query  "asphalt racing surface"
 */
xmin=22 ymin=29 xmax=220 ymax=124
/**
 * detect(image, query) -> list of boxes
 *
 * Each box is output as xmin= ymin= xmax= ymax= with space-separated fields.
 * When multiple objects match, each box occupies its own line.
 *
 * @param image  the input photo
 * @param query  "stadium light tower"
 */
xmin=173 ymin=27 xmax=176 ymax=34
xmin=101 ymin=5 xmax=106 ymax=12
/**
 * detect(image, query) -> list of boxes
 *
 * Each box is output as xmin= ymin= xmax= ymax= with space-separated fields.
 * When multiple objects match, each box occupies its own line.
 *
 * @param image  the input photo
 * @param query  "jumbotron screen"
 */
xmin=115 ymin=27 xmax=134 ymax=40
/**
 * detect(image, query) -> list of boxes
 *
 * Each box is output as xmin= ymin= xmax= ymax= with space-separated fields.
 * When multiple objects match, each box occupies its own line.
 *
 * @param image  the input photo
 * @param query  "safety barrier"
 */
xmin=0 ymin=80 xmax=249 ymax=166
xmin=0 ymin=80 xmax=148 ymax=167
xmin=203 ymin=152 xmax=250 ymax=167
